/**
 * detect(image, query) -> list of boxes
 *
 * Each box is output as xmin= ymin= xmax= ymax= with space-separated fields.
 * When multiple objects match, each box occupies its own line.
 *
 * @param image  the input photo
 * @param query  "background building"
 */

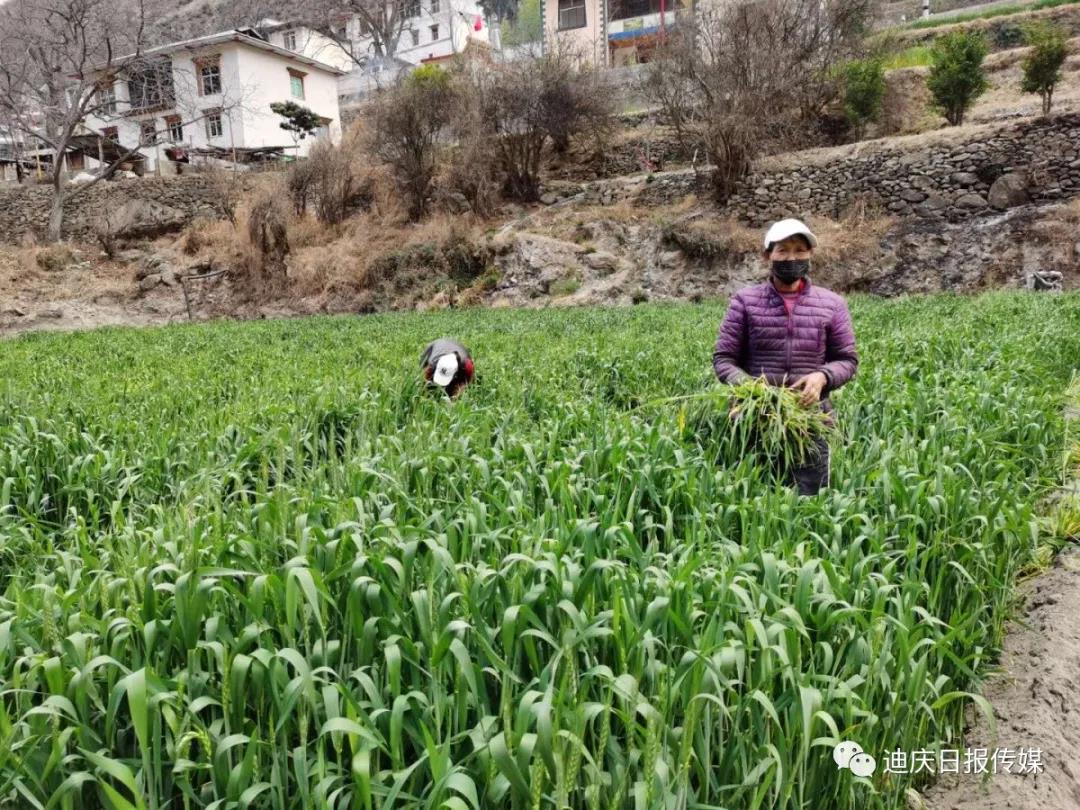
xmin=84 ymin=29 xmax=344 ymax=172
xmin=541 ymin=0 xmax=689 ymax=65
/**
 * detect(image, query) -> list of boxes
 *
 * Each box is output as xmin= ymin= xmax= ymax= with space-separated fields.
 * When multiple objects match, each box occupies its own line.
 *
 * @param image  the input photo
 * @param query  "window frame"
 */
xmin=198 ymin=61 xmax=222 ymax=96
xmin=126 ymin=58 xmax=175 ymax=112
xmin=430 ymin=23 xmax=439 ymax=40
xmin=283 ymin=30 xmax=297 ymax=50
xmin=139 ymin=120 xmax=157 ymax=146
xmin=287 ymin=68 xmax=307 ymax=99
xmin=410 ymin=29 xmax=419 ymax=46
xmin=165 ymin=114 xmax=183 ymax=143
xmin=204 ymin=110 xmax=223 ymax=139
xmin=97 ymin=84 xmax=117 ymax=115
xmin=557 ymin=0 xmax=587 ymax=30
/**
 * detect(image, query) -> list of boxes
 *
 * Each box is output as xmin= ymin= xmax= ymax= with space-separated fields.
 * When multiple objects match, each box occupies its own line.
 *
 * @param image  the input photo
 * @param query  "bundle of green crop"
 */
xmin=678 ymin=377 xmax=834 ymax=472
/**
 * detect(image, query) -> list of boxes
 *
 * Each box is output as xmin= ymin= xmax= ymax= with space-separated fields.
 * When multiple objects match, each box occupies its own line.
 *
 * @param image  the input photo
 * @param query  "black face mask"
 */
xmin=771 ymin=259 xmax=810 ymax=284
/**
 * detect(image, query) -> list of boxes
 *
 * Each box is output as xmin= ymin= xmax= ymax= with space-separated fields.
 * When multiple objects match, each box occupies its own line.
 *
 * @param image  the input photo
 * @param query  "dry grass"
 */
xmin=805 ymin=201 xmax=896 ymax=288
xmin=527 ymin=195 xmax=701 ymax=243
xmin=660 ymin=201 xmax=891 ymax=271
xmin=172 ymin=168 xmax=496 ymax=311
xmin=0 ymin=243 xmax=131 ymax=311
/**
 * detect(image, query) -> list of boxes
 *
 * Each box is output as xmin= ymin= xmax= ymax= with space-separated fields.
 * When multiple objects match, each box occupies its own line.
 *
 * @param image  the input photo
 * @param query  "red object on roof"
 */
xmin=474 ymin=14 xmax=483 ymax=30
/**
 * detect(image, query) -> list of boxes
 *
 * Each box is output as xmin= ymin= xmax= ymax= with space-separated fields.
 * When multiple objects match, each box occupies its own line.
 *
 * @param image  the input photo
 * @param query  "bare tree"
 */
xmin=460 ymin=43 xmax=615 ymax=202
xmin=644 ymin=0 xmax=874 ymax=203
xmin=0 ymin=0 xmax=248 ymax=242
xmin=308 ymin=0 xmax=411 ymax=64
xmin=0 ymin=0 xmax=150 ymax=240
xmin=369 ymin=64 xmax=454 ymax=220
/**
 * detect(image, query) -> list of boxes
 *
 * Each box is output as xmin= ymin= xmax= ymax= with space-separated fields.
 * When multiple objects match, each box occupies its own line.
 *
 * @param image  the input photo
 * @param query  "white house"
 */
xmin=249 ymin=11 xmax=490 ymax=120
xmin=388 ymin=0 xmax=491 ymax=65
xmin=84 ymin=28 xmax=345 ymax=172
xmin=258 ymin=20 xmax=357 ymax=72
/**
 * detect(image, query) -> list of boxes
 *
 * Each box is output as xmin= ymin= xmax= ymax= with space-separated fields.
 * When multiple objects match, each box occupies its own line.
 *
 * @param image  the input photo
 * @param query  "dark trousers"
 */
xmin=786 ymin=435 xmax=830 ymax=496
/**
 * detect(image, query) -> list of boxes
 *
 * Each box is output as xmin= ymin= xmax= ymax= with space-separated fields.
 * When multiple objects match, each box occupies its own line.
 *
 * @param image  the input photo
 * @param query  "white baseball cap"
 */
xmin=432 ymin=353 xmax=459 ymax=387
xmin=763 ymin=218 xmax=818 ymax=250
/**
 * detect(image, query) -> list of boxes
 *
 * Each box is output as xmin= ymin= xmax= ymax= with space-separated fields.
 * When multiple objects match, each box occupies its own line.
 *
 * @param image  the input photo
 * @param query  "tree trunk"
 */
xmin=47 ymin=181 xmax=65 ymax=242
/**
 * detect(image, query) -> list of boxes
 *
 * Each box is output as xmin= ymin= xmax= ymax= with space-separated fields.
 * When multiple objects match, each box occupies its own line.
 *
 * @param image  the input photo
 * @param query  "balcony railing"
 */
xmin=608 ymin=0 xmax=684 ymax=21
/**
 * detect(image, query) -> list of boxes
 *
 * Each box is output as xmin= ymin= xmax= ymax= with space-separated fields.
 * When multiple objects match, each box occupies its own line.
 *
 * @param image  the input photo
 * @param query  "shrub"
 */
xmin=455 ymin=45 xmax=618 ymax=203
xmin=992 ymin=22 xmax=1025 ymax=50
xmin=842 ymin=57 xmax=887 ymax=139
xmin=1020 ymin=21 xmax=1068 ymax=115
xmin=643 ymin=0 xmax=875 ymax=203
xmin=247 ymin=190 xmax=290 ymax=278
xmin=285 ymin=159 xmax=316 ymax=216
xmin=34 ymin=244 xmax=75 ymax=272
xmin=927 ymin=30 xmax=989 ymax=126
xmin=370 ymin=65 xmax=454 ymax=221
xmin=549 ymin=276 xmax=581 ymax=297
xmin=306 ymin=138 xmax=371 ymax=227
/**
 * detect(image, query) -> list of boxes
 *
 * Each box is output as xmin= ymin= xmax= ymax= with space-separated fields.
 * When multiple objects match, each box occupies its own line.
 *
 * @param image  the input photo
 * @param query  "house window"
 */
xmin=205 ymin=110 xmax=223 ymax=139
xmin=430 ymin=0 xmax=439 ymax=11
xmin=288 ymin=68 xmax=306 ymax=99
xmin=97 ymin=84 xmax=117 ymax=115
xmin=101 ymin=126 xmax=119 ymax=141
xmin=199 ymin=62 xmax=222 ymax=95
xmin=334 ymin=24 xmax=348 ymax=39
xmin=128 ymin=58 xmax=174 ymax=110
xmin=166 ymin=115 xmax=183 ymax=143
xmin=558 ymin=0 xmax=586 ymax=29
xmin=410 ymin=29 xmax=419 ymax=46
xmin=139 ymin=120 xmax=157 ymax=145
xmin=430 ymin=24 xmax=439 ymax=40
xmin=402 ymin=0 xmax=421 ymax=17
xmin=283 ymin=30 xmax=297 ymax=50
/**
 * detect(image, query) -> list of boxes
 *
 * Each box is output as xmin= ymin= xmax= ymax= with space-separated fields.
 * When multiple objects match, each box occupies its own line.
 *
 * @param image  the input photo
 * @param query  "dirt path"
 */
xmin=920 ymin=549 xmax=1080 ymax=809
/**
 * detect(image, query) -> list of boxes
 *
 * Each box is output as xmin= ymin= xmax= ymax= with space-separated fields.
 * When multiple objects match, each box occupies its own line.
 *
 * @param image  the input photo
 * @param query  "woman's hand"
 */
xmin=791 ymin=372 xmax=828 ymax=406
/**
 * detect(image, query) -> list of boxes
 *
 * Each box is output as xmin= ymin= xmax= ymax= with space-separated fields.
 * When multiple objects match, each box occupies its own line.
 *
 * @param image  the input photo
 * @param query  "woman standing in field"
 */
xmin=712 ymin=218 xmax=859 ymax=495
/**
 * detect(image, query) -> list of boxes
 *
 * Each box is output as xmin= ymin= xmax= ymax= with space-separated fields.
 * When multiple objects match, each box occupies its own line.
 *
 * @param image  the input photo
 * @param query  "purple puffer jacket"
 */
xmin=712 ymin=277 xmax=858 ymax=418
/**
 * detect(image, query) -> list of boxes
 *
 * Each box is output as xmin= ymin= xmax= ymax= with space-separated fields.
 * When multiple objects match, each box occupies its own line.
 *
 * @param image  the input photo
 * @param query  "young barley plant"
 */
xmin=0 ymin=292 xmax=1077 ymax=809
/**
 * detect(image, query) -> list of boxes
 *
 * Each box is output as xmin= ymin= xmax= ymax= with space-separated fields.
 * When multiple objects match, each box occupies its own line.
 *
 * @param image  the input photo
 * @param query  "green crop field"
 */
xmin=0 ymin=292 xmax=1078 ymax=810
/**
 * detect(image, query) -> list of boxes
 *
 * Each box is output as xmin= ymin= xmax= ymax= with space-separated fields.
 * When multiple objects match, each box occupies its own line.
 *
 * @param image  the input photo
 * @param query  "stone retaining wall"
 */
xmin=0 ymin=175 xmax=231 ymax=244
xmin=725 ymin=113 xmax=1080 ymax=225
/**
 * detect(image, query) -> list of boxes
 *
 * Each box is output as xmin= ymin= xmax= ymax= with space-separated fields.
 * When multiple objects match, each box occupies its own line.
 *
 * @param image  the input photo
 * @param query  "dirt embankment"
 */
xmin=920 ymin=549 xmax=1080 ymax=810
xmin=2 ymin=192 xmax=1078 ymax=338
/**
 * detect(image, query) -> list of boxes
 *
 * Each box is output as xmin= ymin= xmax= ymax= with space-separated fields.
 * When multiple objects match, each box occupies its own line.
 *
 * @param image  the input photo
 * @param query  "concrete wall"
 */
xmin=266 ymin=26 xmax=356 ymax=72
xmin=542 ymin=0 xmax=607 ymax=64
xmin=234 ymin=46 xmax=342 ymax=155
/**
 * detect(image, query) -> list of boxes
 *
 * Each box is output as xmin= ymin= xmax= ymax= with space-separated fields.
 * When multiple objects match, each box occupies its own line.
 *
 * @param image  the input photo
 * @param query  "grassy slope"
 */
xmin=0 ymin=292 xmax=1078 ymax=808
